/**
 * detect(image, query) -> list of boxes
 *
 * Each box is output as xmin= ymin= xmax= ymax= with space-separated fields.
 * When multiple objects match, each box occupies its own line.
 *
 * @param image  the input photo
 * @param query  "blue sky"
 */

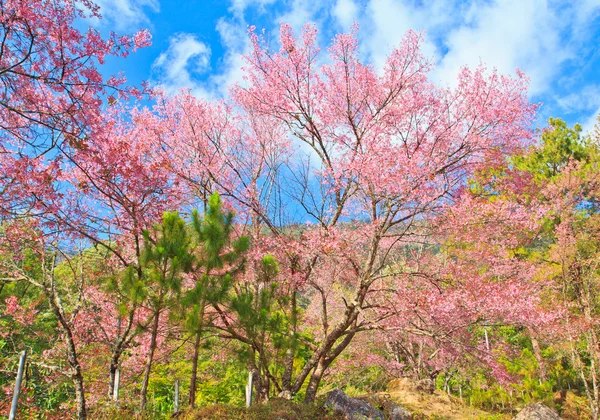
xmin=91 ymin=0 xmax=600 ymax=134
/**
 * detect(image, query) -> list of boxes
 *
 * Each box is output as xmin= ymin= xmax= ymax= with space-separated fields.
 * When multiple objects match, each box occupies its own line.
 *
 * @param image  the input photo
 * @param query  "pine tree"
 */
xmin=185 ymin=192 xmax=249 ymax=407
xmin=139 ymin=211 xmax=194 ymax=412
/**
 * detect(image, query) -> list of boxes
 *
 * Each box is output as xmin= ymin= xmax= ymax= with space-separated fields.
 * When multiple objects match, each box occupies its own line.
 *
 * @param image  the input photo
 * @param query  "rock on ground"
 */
xmin=389 ymin=403 xmax=412 ymax=420
xmin=324 ymin=389 xmax=384 ymax=420
xmin=513 ymin=402 xmax=562 ymax=420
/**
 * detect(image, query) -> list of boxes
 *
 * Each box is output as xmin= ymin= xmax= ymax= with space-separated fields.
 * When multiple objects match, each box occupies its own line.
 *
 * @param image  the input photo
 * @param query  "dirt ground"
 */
xmin=381 ymin=378 xmax=510 ymax=419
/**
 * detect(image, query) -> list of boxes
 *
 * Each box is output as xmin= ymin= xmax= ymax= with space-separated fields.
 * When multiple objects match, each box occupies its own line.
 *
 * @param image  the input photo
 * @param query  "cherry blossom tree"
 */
xmin=158 ymin=23 xmax=536 ymax=402
xmin=0 ymin=221 xmax=96 ymax=419
xmin=376 ymin=183 xmax=550 ymax=380
xmin=525 ymin=120 xmax=600 ymax=419
xmin=63 ymin=103 xmax=188 ymax=402
xmin=0 ymin=0 xmax=151 ymax=220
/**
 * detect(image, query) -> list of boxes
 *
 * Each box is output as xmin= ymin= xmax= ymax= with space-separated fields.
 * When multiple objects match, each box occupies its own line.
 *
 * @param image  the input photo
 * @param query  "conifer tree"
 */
xmin=185 ymin=192 xmax=249 ymax=407
xmin=139 ymin=212 xmax=194 ymax=412
xmin=228 ymin=254 xmax=290 ymax=402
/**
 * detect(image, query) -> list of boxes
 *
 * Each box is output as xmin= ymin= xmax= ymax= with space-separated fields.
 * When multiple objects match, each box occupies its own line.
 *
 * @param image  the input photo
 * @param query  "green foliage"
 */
xmin=512 ymin=118 xmax=590 ymax=180
xmin=182 ymin=192 xmax=249 ymax=333
xmin=193 ymin=356 xmax=247 ymax=406
xmin=228 ymin=253 xmax=296 ymax=365
xmin=142 ymin=211 xmax=195 ymax=304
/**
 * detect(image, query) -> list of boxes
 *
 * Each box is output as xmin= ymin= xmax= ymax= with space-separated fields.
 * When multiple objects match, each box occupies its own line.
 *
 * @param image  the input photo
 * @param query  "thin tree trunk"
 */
xmin=247 ymin=361 xmax=261 ymax=406
xmin=73 ymin=369 xmax=87 ymax=420
xmin=108 ymin=357 xmax=118 ymax=400
xmin=188 ymin=329 xmax=202 ymax=408
xmin=63 ymin=320 xmax=87 ymax=419
xmin=48 ymin=290 xmax=87 ymax=419
xmin=140 ymin=310 xmax=160 ymax=412
xmin=280 ymin=291 xmax=297 ymax=399
xmin=257 ymin=371 xmax=270 ymax=402
xmin=528 ymin=326 xmax=547 ymax=381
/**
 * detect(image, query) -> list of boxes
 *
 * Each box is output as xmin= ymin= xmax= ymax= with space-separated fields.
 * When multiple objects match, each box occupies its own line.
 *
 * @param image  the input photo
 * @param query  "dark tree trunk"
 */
xmin=49 ymin=291 xmax=87 ymax=419
xmin=140 ymin=310 xmax=160 ymax=412
xmin=188 ymin=330 xmax=202 ymax=407
xmin=73 ymin=369 xmax=87 ymax=420
xmin=65 ymin=332 xmax=87 ymax=420
xmin=257 ymin=371 xmax=270 ymax=402
xmin=108 ymin=357 xmax=118 ymax=399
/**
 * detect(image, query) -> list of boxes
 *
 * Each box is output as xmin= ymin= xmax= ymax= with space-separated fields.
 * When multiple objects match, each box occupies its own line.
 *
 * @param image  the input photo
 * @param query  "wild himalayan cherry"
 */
xmin=154 ymin=23 xmax=536 ymax=402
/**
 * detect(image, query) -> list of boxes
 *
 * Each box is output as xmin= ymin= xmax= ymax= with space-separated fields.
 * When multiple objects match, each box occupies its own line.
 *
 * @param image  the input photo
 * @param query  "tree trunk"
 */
xmin=528 ymin=327 xmax=547 ymax=381
xmin=64 ymin=325 xmax=87 ymax=419
xmin=73 ymin=369 xmax=87 ymax=420
xmin=280 ymin=291 xmax=297 ymax=399
xmin=108 ymin=357 xmax=118 ymax=400
xmin=140 ymin=310 xmax=160 ymax=412
xmin=188 ymin=330 xmax=202 ymax=408
xmin=304 ymin=359 xmax=327 ymax=403
xmin=48 ymin=286 xmax=87 ymax=419
xmin=107 ymin=306 xmax=137 ymax=400
xmin=248 ymin=364 xmax=261 ymax=406
xmin=257 ymin=371 xmax=270 ymax=402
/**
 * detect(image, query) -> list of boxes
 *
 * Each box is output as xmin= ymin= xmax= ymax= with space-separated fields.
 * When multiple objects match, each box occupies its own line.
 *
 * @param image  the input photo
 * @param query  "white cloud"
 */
xmin=229 ymin=0 xmax=277 ymax=17
xmin=359 ymin=0 xmax=596 ymax=98
xmin=582 ymin=108 xmax=600 ymax=135
xmin=151 ymin=18 xmax=252 ymax=99
xmin=159 ymin=0 xmax=600 ymax=119
xmin=557 ymin=85 xmax=600 ymax=114
xmin=275 ymin=0 xmax=328 ymax=33
xmin=332 ymin=0 xmax=358 ymax=29
xmin=557 ymin=85 xmax=600 ymax=135
xmin=364 ymin=0 xmax=446 ymax=72
xmin=211 ymin=18 xmax=251 ymax=96
xmin=152 ymin=33 xmax=212 ymax=97
xmin=93 ymin=0 xmax=159 ymax=31
xmin=576 ymin=0 xmax=600 ymax=30
xmin=433 ymin=0 xmax=567 ymax=94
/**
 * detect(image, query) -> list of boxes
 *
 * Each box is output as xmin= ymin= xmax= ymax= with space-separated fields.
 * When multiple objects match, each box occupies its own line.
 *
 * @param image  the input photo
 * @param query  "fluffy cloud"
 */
xmin=332 ymin=0 xmax=358 ymax=29
xmin=229 ymin=0 xmax=277 ymax=17
xmin=93 ymin=0 xmax=159 ymax=31
xmin=151 ymin=0 xmax=600 ymax=126
xmin=151 ymin=18 xmax=251 ymax=98
xmin=557 ymin=85 xmax=600 ymax=114
xmin=364 ymin=0 xmax=444 ymax=70
xmin=432 ymin=0 xmax=567 ymax=93
xmin=275 ymin=0 xmax=327 ymax=32
xmin=152 ymin=33 xmax=212 ymax=97
xmin=582 ymin=110 xmax=600 ymax=134
xmin=211 ymin=18 xmax=250 ymax=95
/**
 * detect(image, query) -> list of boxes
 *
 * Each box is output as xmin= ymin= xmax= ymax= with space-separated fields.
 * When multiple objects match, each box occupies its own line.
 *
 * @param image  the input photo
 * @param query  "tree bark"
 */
xmin=73 ymin=368 xmax=87 ymax=420
xmin=47 ymin=282 xmax=87 ymax=419
xmin=62 ymin=318 xmax=87 ymax=419
xmin=63 ymin=326 xmax=87 ymax=420
xmin=257 ymin=371 xmax=270 ymax=402
xmin=304 ymin=359 xmax=327 ymax=403
xmin=108 ymin=357 xmax=118 ymax=400
xmin=528 ymin=327 xmax=547 ymax=381
xmin=140 ymin=310 xmax=160 ymax=412
xmin=188 ymin=329 xmax=202 ymax=408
